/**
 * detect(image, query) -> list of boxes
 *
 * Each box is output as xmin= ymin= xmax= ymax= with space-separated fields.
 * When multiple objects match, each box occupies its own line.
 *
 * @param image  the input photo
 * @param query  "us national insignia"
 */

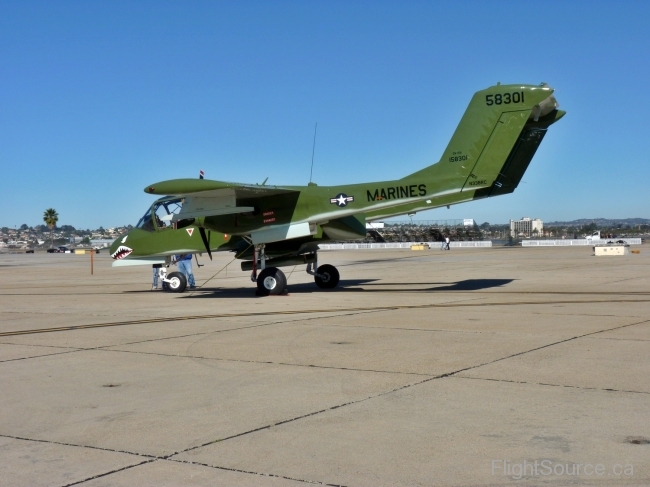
xmin=330 ymin=193 xmax=354 ymax=207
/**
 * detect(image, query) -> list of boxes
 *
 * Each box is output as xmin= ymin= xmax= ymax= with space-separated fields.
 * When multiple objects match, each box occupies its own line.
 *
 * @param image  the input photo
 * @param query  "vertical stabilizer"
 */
xmin=405 ymin=84 xmax=559 ymax=193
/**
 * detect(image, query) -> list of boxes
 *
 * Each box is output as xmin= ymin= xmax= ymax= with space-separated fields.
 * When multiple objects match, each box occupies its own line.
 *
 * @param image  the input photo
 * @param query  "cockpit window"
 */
xmin=135 ymin=198 xmax=184 ymax=232
xmin=135 ymin=207 xmax=155 ymax=232
xmin=153 ymin=198 xmax=183 ymax=230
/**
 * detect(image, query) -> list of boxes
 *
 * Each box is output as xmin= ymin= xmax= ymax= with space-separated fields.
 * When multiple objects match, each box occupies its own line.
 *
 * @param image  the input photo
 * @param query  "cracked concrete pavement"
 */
xmin=1 ymin=245 xmax=649 ymax=486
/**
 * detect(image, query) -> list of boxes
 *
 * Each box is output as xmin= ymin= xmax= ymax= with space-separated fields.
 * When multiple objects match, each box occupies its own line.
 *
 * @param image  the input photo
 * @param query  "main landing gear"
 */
xmin=308 ymin=263 xmax=340 ymax=289
xmin=251 ymin=244 xmax=287 ymax=296
xmin=250 ymin=246 xmax=340 ymax=296
xmin=256 ymin=267 xmax=287 ymax=296
xmin=251 ymin=244 xmax=340 ymax=296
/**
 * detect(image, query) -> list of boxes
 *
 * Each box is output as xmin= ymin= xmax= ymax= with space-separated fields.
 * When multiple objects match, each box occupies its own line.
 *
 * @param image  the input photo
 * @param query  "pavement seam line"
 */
xmin=94 ymin=347 xmax=432 ymax=376
xmin=166 ymin=374 xmax=444 ymax=459
xmin=0 ymin=349 xmax=82 ymax=364
xmin=0 ymin=308 xmax=395 ymax=338
xmin=3 ymin=298 xmax=649 ymax=337
xmin=59 ymin=459 xmax=157 ymax=487
xmin=437 ymin=318 xmax=650 ymax=374
xmin=0 ymin=342 xmax=80 ymax=349
xmin=0 ymin=434 xmax=338 ymax=486
xmin=164 ymin=457 xmax=335 ymax=486
xmin=425 ymin=318 xmax=650 ymax=386
xmin=453 ymin=376 xmax=650 ymax=395
xmin=91 ymin=309 xmax=386 ymax=350
xmin=0 ymin=433 xmax=155 ymax=459
xmin=588 ymin=336 xmax=650 ymax=342
xmin=0 ymin=310 xmax=386 ymax=365
xmin=162 ymin=320 xmax=650 ymax=457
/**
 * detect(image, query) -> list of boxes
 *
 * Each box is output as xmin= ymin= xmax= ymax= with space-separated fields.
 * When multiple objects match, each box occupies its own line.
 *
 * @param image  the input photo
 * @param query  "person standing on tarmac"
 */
xmin=174 ymin=254 xmax=196 ymax=289
xmin=444 ymin=235 xmax=451 ymax=250
xmin=152 ymin=266 xmax=160 ymax=290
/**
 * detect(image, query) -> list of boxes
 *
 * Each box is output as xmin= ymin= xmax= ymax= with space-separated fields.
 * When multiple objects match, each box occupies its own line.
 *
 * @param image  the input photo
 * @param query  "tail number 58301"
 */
xmin=486 ymin=92 xmax=524 ymax=106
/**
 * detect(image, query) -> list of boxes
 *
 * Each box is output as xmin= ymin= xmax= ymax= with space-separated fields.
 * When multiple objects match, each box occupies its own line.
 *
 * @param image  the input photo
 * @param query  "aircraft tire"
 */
xmin=314 ymin=264 xmax=339 ymax=289
xmin=257 ymin=267 xmax=286 ymax=296
xmin=166 ymin=271 xmax=187 ymax=293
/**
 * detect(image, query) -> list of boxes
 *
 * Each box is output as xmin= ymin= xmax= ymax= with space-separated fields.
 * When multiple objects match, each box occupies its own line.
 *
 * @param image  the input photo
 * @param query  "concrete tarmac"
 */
xmin=0 ymin=245 xmax=649 ymax=486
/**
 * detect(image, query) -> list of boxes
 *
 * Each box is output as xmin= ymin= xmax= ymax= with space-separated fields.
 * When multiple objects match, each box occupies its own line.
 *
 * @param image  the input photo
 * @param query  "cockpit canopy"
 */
xmin=136 ymin=197 xmax=183 ymax=232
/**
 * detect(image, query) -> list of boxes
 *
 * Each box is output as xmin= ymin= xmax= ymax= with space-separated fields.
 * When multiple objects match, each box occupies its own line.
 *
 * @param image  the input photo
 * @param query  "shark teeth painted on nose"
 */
xmin=111 ymin=245 xmax=133 ymax=260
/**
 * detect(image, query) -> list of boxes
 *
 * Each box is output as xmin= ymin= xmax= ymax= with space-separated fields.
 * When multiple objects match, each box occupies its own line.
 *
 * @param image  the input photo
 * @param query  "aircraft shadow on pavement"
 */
xmin=425 ymin=278 xmax=515 ymax=291
xmin=181 ymin=278 xmax=378 ymax=298
xmin=176 ymin=278 xmax=514 ymax=298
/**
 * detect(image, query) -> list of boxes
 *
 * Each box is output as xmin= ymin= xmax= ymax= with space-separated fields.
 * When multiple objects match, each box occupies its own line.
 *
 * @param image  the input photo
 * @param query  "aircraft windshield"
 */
xmin=135 ymin=207 xmax=154 ymax=232
xmin=135 ymin=198 xmax=183 ymax=232
xmin=153 ymin=198 xmax=183 ymax=229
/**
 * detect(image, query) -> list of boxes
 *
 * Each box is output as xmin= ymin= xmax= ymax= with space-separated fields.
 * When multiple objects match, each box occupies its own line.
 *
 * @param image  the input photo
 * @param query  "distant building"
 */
xmin=463 ymin=219 xmax=475 ymax=227
xmin=510 ymin=217 xmax=543 ymax=237
xmin=90 ymin=239 xmax=114 ymax=248
xmin=366 ymin=222 xmax=385 ymax=229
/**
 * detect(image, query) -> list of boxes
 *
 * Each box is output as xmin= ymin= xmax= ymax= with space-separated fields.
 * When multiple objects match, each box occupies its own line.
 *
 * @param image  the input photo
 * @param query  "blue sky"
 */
xmin=1 ymin=0 xmax=648 ymax=229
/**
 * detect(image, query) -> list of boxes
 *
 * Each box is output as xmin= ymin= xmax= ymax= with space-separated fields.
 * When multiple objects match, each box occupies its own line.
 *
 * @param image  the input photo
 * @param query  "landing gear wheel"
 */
xmin=166 ymin=271 xmax=187 ymax=293
xmin=314 ymin=264 xmax=340 ymax=289
xmin=256 ymin=267 xmax=286 ymax=296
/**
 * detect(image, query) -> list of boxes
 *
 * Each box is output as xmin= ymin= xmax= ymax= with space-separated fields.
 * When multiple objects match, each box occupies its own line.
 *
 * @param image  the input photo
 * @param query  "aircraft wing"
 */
xmin=144 ymin=178 xmax=299 ymax=221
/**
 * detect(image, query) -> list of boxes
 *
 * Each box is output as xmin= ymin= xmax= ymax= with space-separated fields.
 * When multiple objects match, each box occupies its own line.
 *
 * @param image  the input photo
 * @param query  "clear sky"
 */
xmin=2 ymin=0 xmax=648 ymax=229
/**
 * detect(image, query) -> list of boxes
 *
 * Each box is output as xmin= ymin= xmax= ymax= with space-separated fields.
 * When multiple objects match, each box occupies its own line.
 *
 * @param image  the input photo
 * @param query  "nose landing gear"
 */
xmin=165 ymin=271 xmax=187 ymax=293
xmin=155 ymin=264 xmax=188 ymax=293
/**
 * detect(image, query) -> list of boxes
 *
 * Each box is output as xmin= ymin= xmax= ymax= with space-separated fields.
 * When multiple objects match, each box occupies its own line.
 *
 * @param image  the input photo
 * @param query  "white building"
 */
xmin=510 ymin=217 xmax=543 ymax=237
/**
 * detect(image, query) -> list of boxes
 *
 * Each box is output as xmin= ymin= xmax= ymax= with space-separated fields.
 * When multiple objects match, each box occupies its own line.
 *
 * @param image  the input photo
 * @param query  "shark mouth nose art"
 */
xmin=111 ymin=246 xmax=133 ymax=260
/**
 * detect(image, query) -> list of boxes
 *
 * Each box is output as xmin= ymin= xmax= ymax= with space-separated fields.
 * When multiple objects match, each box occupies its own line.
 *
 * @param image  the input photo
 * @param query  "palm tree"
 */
xmin=43 ymin=208 xmax=59 ymax=247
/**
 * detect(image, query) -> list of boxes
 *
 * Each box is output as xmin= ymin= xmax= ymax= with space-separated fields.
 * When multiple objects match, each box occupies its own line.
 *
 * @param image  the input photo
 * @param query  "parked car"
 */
xmin=47 ymin=246 xmax=73 ymax=253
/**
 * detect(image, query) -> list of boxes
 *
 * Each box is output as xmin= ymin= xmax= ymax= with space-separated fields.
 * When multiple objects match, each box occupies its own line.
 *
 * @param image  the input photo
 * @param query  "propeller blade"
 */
xmin=199 ymin=227 xmax=212 ymax=260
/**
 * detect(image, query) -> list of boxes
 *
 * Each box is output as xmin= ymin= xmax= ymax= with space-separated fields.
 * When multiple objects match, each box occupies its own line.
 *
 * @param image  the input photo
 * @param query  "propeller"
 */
xmin=196 ymin=169 xmax=211 ymax=260
xmin=199 ymin=226 xmax=212 ymax=260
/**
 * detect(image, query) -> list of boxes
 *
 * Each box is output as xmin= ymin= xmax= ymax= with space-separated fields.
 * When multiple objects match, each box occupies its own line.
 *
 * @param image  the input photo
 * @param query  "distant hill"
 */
xmin=546 ymin=218 xmax=650 ymax=226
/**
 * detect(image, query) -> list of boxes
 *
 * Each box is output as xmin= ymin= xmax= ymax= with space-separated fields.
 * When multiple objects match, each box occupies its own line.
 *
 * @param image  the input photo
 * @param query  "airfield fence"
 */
xmin=522 ymin=238 xmax=642 ymax=247
xmin=318 ymin=241 xmax=492 ymax=250
xmin=368 ymin=219 xmax=486 ymax=243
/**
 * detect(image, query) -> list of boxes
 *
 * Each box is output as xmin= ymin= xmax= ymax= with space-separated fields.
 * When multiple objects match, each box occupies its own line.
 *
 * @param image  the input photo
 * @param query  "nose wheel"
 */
xmin=165 ymin=271 xmax=187 ymax=293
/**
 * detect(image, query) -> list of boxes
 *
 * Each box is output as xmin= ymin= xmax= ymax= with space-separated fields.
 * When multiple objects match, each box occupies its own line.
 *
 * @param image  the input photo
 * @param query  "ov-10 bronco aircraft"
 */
xmin=110 ymin=82 xmax=564 ymax=295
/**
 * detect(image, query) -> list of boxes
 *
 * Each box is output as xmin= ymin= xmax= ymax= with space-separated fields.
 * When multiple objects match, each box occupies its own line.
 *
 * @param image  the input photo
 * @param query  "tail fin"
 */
xmin=406 ymin=83 xmax=564 ymax=195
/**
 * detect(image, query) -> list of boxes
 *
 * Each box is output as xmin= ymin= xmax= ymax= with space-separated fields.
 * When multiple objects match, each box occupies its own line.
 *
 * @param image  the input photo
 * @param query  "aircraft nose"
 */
xmin=109 ymin=237 xmax=121 ymax=256
xmin=109 ymin=233 xmax=134 ymax=260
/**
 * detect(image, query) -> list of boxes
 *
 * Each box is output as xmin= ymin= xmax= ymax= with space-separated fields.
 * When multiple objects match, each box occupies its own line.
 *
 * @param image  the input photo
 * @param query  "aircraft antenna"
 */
xmin=309 ymin=122 xmax=317 ymax=183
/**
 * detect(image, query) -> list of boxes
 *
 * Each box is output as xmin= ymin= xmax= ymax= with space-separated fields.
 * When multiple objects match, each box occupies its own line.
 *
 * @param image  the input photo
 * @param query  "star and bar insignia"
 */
xmin=330 ymin=193 xmax=354 ymax=207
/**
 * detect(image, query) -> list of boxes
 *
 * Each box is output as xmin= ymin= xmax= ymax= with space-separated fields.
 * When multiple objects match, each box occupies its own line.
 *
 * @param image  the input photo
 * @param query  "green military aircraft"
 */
xmin=110 ymin=82 xmax=564 ymax=295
